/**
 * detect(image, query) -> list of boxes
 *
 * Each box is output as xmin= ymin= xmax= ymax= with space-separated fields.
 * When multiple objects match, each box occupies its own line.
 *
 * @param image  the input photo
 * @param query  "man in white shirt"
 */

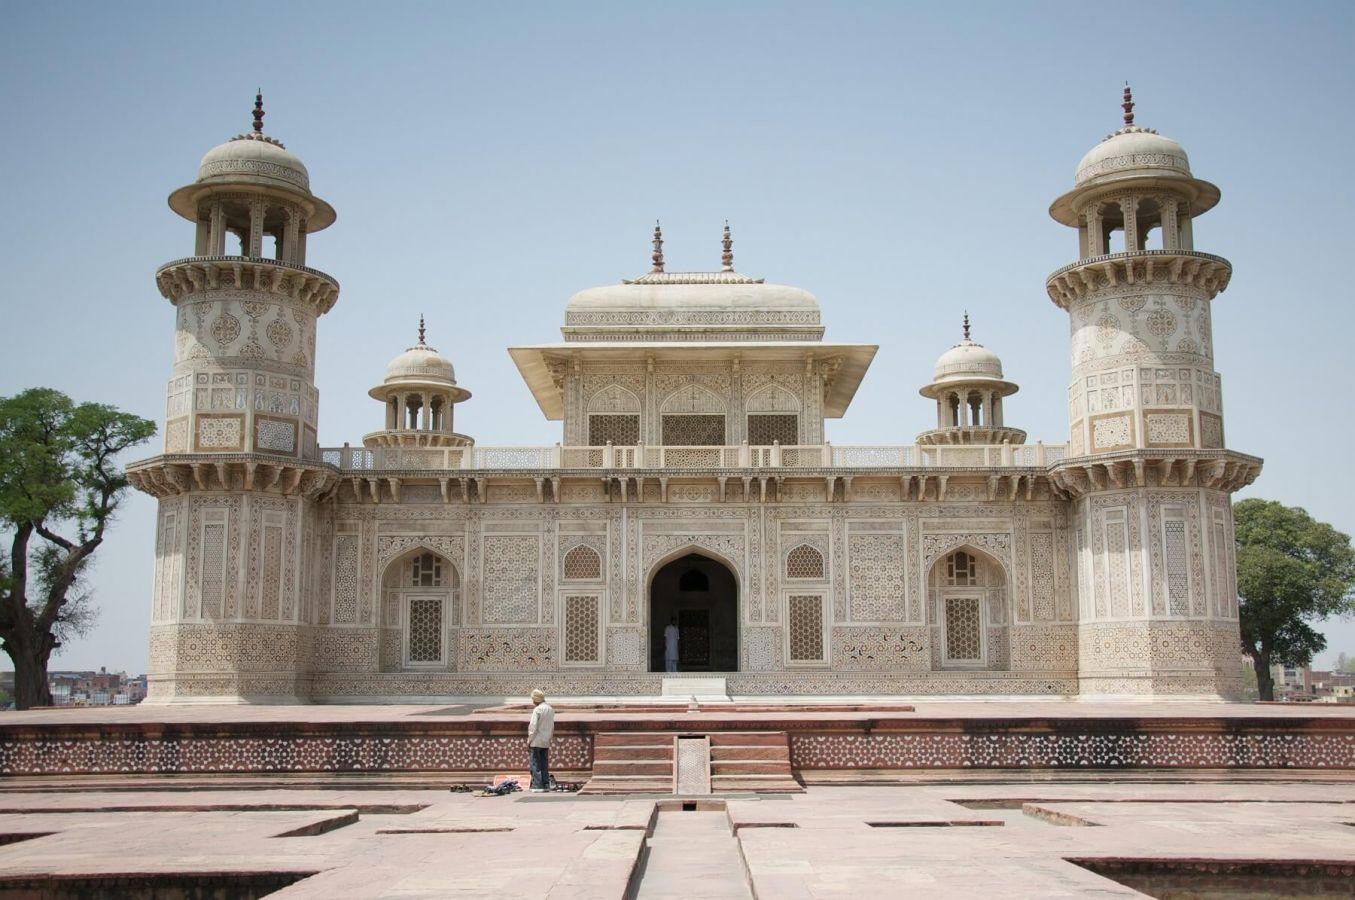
xmin=527 ymin=688 xmax=555 ymax=792
xmin=663 ymin=618 xmax=680 ymax=673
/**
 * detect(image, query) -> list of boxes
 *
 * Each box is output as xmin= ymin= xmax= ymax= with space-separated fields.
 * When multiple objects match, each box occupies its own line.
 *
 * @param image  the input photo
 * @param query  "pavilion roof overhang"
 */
xmin=507 ymin=341 xmax=878 ymax=421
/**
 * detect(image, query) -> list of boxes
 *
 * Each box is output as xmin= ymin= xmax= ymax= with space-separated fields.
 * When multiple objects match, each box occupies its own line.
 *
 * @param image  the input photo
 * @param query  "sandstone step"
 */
xmin=710 ymin=776 xmax=803 ymax=793
xmin=592 ymin=760 xmax=674 ymax=777
xmin=711 ymin=762 xmax=793 ymax=777
xmin=706 ymin=732 xmax=788 ymax=747
xmin=593 ymin=745 xmax=677 ymax=761
xmin=578 ymin=776 xmax=674 ymax=795
xmin=595 ymin=733 xmax=675 ymax=749
xmin=710 ymin=746 xmax=786 ymax=761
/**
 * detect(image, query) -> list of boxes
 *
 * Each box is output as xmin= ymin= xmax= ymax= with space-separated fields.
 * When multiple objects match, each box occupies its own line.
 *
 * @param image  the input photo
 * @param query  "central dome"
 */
xmin=566 ymin=278 xmax=820 ymax=314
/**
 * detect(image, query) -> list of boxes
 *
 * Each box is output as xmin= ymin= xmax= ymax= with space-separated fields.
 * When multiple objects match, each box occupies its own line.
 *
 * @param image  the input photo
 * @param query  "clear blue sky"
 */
xmin=2 ymin=1 xmax=1353 ymax=674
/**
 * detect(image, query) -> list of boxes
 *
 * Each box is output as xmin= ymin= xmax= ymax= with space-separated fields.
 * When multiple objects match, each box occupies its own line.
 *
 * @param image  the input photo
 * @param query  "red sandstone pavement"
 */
xmin=0 ymin=781 xmax=1353 ymax=897
xmin=4 ymin=698 xmax=1354 ymax=726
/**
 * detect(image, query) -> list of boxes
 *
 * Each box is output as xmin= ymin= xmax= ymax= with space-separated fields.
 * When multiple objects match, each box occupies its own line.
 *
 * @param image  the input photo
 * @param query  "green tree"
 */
xmin=0 ymin=389 xmax=154 ymax=709
xmin=1236 ymin=498 xmax=1355 ymax=701
xmin=1336 ymin=652 xmax=1355 ymax=674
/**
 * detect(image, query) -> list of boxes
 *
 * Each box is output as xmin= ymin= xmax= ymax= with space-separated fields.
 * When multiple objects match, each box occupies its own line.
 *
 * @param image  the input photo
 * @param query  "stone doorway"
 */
xmin=649 ymin=553 xmax=739 ymax=672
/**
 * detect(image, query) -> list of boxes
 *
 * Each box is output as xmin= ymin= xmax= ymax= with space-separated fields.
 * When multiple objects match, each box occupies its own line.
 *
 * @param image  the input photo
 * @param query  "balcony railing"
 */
xmin=319 ymin=442 xmax=1067 ymax=472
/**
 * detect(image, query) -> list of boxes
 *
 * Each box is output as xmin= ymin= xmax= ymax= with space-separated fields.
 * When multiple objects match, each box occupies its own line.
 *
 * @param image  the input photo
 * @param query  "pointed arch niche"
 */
xmin=660 ymin=384 xmax=727 ymax=446
xmin=587 ymin=384 xmax=642 ymax=447
xmin=647 ymin=548 xmax=739 ymax=672
xmin=379 ymin=547 xmax=460 ymax=671
xmin=745 ymin=384 xmax=801 ymax=445
xmin=926 ymin=545 xmax=1009 ymax=671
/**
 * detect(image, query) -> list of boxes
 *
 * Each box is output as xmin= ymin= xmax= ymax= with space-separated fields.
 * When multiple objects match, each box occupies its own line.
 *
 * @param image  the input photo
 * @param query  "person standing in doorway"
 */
xmin=527 ymin=688 xmax=555 ymax=792
xmin=664 ymin=617 xmax=680 ymax=673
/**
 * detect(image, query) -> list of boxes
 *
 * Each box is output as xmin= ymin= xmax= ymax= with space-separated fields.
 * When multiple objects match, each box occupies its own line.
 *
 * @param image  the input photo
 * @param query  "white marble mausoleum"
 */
xmin=128 ymin=89 xmax=1261 ymax=703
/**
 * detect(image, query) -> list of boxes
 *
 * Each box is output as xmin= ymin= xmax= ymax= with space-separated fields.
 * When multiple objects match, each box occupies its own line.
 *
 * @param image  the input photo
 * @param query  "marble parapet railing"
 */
xmin=319 ymin=442 xmax=1069 ymax=472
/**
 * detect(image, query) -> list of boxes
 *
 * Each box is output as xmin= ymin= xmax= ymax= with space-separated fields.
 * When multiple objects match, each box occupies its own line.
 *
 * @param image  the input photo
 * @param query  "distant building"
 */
xmin=47 ymin=668 xmax=147 ymax=706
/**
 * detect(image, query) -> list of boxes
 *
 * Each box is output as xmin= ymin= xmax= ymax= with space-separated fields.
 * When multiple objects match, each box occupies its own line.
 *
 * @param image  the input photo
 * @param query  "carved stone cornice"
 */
xmin=154 ymin=256 xmax=340 ymax=315
xmin=325 ymin=466 xmax=1059 ymax=506
xmin=1045 ymin=250 xmax=1231 ymax=309
xmin=126 ymin=454 xmax=340 ymax=500
xmin=1048 ymin=449 xmax=1262 ymax=499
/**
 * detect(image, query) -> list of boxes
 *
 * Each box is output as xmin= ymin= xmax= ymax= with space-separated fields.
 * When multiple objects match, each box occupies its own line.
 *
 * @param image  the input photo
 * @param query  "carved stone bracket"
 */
xmin=1048 ymin=449 xmax=1261 ymax=499
xmin=1045 ymin=250 xmax=1231 ymax=308
xmin=127 ymin=454 xmax=339 ymax=500
xmin=155 ymin=256 xmax=340 ymax=315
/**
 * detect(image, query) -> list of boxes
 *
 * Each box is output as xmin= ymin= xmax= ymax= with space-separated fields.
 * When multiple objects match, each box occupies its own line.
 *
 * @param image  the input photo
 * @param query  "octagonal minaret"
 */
xmin=157 ymin=92 xmax=338 ymax=460
xmin=129 ymin=94 xmax=341 ymax=703
xmin=1047 ymin=86 xmax=1229 ymax=457
xmin=1046 ymin=87 xmax=1260 ymax=698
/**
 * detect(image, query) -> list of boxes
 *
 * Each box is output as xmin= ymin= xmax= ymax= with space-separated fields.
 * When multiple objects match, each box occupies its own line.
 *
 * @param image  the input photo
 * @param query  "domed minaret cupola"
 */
xmin=1047 ymin=85 xmax=1232 ymax=457
xmin=917 ymin=314 xmax=1025 ymax=446
xmin=155 ymin=92 xmax=339 ymax=460
xmin=366 ymin=317 xmax=474 ymax=448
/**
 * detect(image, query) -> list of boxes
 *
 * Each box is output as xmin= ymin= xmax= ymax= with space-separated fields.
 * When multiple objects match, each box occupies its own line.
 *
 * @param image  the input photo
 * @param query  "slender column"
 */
xmin=420 ymin=396 xmax=431 ymax=430
xmin=386 ymin=398 xmax=396 ymax=430
xmin=208 ymin=201 xmax=226 ymax=255
xmin=296 ymin=218 xmax=308 ymax=265
xmin=247 ymin=199 xmax=266 ymax=258
xmin=1121 ymin=195 xmax=1140 ymax=252
xmin=1161 ymin=197 xmax=1180 ymax=251
xmin=1085 ymin=203 xmax=1104 ymax=258
xmin=283 ymin=209 xmax=300 ymax=264
xmin=1179 ymin=213 xmax=1194 ymax=251
xmin=194 ymin=213 xmax=210 ymax=256
xmin=936 ymin=397 xmax=945 ymax=429
xmin=396 ymin=394 xmax=407 ymax=432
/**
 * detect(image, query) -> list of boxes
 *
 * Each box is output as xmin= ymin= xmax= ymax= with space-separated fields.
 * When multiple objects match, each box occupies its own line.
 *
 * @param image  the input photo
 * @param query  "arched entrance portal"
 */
xmin=649 ymin=553 xmax=738 ymax=672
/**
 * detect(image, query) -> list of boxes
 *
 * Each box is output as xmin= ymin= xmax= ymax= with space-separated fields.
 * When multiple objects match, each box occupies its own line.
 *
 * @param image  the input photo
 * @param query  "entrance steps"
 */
xmin=580 ymin=731 xmax=801 ymax=795
xmin=580 ymin=732 xmax=676 ymax=794
xmin=710 ymin=732 xmax=799 ymax=793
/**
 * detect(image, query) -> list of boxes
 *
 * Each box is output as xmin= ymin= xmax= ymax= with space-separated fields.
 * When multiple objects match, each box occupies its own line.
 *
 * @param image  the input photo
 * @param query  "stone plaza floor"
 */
xmin=0 ymin=778 xmax=1354 ymax=897
xmin=2 ymin=699 xmax=1355 ymax=896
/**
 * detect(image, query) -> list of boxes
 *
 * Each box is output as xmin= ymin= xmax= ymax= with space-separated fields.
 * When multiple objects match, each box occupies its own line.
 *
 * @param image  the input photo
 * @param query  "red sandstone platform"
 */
xmin=2 ymin=700 xmax=1353 ymax=781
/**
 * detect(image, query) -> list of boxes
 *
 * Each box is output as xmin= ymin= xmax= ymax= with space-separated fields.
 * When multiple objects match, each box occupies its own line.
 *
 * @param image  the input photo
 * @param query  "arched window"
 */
xmin=379 ymin=550 xmax=458 ymax=670
xmin=661 ymin=384 xmax=727 ymax=446
xmin=786 ymin=544 xmax=825 ymax=580
xmin=746 ymin=384 xmax=800 ymax=445
xmin=946 ymin=550 xmax=977 ymax=586
xmin=408 ymin=551 xmax=446 ymax=587
xmin=588 ymin=384 xmax=641 ymax=446
xmin=562 ymin=545 xmax=602 ymax=581
xmin=929 ymin=548 xmax=1004 ymax=669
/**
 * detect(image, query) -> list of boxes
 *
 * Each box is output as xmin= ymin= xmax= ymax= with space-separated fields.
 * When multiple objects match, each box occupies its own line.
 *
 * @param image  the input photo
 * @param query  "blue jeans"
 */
xmin=529 ymin=745 xmax=550 ymax=790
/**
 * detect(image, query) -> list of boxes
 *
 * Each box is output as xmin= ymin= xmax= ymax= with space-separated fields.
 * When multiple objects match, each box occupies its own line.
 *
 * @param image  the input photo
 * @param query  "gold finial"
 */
xmin=1122 ymin=82 xmax=1134 ymax=127
xmin=651 ymin=220 xmax=665 ymax=273
xmin=253 ymin=89 xmax=265 ymax=134
xmin=417 ymin=314 xmax=426 ymax=346
xmin=721 ymin=220 xmax=734 ymax=272
xmin=962 ymin=311 xmax=971 ymax=342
